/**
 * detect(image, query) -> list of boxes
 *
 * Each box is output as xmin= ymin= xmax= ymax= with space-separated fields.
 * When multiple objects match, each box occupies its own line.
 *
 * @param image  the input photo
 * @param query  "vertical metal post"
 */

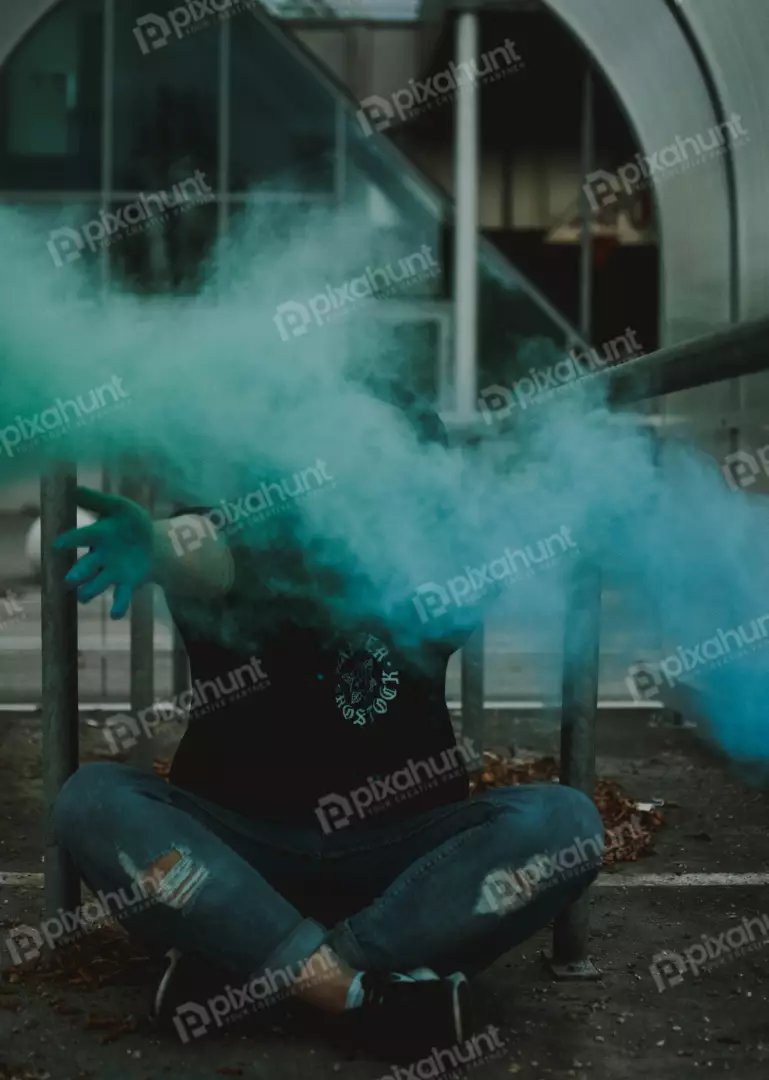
xmin=453 ymin=11 xmax=485 ymax=746
xmin=40 ymin=468 xmax=80 ymax=917
xmin=460 ymin=621 xmax=485 ymax=755
xmin=172 ymin=625 xmax=189 ymax=700
xmin=452 ymin=10 xmax=480 ymax=419
xmin=579 ymin=65 xmax=594 ymax=342
xmin=100 ymin=0 xmax=115 ymax=290
xmin=122 ymin=475 xmax=155 ymax=770
xmin=551 ymin=561 xmax=602 ymax=975
xmin=551 ymin=62 xmax=601 ymax=978
xmin=217 ymin=16 xmax=231 ymax=264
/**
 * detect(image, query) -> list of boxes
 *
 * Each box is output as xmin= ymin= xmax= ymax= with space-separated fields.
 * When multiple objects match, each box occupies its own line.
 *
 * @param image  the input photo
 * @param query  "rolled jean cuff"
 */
xmin=324 ymin=918 xmax=369 ymax=972
xmin=256 ymin=917 xmax=328 ymax=980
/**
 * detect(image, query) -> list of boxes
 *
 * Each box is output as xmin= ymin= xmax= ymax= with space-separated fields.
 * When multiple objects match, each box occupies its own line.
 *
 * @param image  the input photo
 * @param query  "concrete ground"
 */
xmin=1 ymin=705 xmax=768 ymax=1080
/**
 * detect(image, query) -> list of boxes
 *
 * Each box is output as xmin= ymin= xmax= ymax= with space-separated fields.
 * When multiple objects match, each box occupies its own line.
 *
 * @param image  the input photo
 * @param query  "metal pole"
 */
xmin=172 ymin=624 xmax=189 ymax=700
xmin=453 ymin=9 xmax=484 ymax=744
xmin=452 ymin=10 xmax=480 ymax=419
xmin=217 ymin=15 xmax=231 ymax=271
xmin=551 ymin=62 xmax=601 ymax=977
xmin=122 ymin=474 xmax=155 ymax=770
xmin=551 ymin=561 xmax=602 ymax=975
xmin=579 ymin=66 xmax=594 ymax=342
xmin=40 ymin=467 xmax=80 ymax=917
xmin=607 ymin=315 xmax=769 ymax=405
xmin=446 ymin=317 xmax=769 ymax=443
xmin=460 ymin=621 xmax=485 ymax=754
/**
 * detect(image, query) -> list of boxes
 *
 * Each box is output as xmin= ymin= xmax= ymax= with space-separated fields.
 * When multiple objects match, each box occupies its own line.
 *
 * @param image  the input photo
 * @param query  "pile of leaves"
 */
xmin=469 ymin=750 xmax=663 ymax=863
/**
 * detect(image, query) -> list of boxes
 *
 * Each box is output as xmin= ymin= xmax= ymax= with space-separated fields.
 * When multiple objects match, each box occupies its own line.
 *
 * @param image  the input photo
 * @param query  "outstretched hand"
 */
xmin=54 ymin=486 xmax=154 ymax=620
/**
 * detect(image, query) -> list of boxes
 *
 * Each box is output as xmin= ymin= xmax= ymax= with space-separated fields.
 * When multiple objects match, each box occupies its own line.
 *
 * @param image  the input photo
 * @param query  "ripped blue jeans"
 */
xmin=53 ymin=763 xmax=603 ymax=983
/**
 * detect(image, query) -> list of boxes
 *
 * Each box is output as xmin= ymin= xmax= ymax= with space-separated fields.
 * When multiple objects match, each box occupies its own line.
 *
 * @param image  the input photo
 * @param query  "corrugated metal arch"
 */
xmin=0 ymin=0 xmax=59 ymax=69
xmin=540 ymin=0 xmax=735 ymax=348
xmin=671 ymin=0 xmax=769 ymax=323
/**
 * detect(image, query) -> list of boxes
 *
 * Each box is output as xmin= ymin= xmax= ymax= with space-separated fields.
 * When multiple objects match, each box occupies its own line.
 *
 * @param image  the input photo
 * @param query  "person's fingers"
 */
xmin=77 ymin=569 xmax=116 ymax=604
xmin=53 ymin=521 xmax=108 ymax=551
xmin=74 ymin=485 xmax=133 ymax=518
xmin=110 ymin=583 xmax=133 ymax=621
xmin=64 ymin=552 xmax=104 ymax=587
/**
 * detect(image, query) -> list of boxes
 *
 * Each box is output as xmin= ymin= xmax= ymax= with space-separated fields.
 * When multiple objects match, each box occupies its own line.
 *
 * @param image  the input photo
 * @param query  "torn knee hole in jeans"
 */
xmin=118 ymin=845 xmax=210 ymax=912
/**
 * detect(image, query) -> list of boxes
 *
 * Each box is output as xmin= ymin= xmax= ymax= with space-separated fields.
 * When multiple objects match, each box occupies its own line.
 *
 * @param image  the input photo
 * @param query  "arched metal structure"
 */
xmin=422 ymin=0 xmax=769 ymax=348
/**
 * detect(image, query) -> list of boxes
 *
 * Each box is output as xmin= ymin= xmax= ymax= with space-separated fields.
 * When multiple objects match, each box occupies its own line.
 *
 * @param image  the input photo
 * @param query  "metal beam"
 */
xmin=460 ymin=621 xmax=485 ymax=753
xmin=550 ymin=560 xmax=602 ymax=976
xmin=551 ymin=60 xmax=601 ymax=977
xmin=447 ymin=317 xmax=769 ymax=442
xmin=121 ymin=474 xmax=155 ymax=771
xmin=452 ymin=10 xmax=480 ymax=418
xmin=40 ymin=467 xmax=80 ymax=917
xmin=607 ymin=316 xmax=769 ymax=406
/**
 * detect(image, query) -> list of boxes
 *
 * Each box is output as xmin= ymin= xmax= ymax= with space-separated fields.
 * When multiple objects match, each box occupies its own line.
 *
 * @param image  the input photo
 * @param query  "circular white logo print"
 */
xmin=334 ymin=632 xmax=400 ymax=727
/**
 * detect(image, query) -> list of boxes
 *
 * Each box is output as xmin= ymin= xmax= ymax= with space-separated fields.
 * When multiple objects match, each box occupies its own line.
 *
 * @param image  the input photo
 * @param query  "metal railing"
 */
xmin=39 ymin=315 xmax=769 ymax=961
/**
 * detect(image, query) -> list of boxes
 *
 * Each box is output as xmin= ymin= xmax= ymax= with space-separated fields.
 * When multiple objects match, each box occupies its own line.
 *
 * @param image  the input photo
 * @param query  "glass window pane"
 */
xmin=112 ymin=0 xmax=219 ymax=193
xmin=107 ymin=192 xmax=219 ymax=294
xmin=229 ymin=14 xmax=336 ymax=194
xmin=0 ymin=0 xmax=103 ymax=192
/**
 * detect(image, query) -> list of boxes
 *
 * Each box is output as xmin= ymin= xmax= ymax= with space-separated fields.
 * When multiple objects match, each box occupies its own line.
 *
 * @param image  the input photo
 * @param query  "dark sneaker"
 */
xmin=152 ymin=949 xmax=225 ymax=1039
xmin=151 ymin=948 xmax=287 ymax=1041
xmin=348 ymin=971 xmax=474 ymax=1062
